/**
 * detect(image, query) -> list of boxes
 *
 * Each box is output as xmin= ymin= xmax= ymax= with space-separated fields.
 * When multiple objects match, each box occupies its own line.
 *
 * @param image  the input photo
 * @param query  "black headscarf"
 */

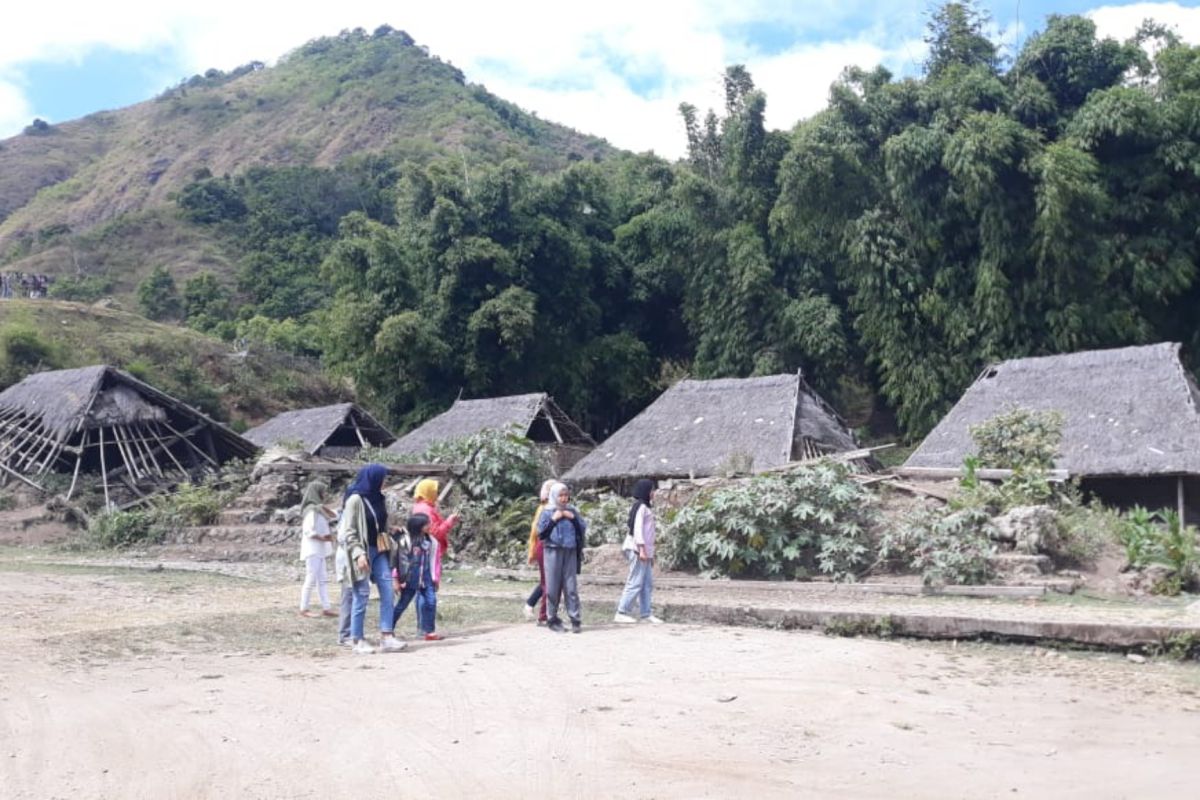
xmin=406 ymin=513 xmax=430 ymax=538
xmin=344 ymin=463 xmax=389 ymax=545
xmin=627 ymin=478 xmax=655 ymax=536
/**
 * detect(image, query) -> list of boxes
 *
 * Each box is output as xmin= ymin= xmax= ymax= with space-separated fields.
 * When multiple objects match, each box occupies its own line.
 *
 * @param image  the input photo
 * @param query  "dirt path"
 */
xmin=1 ymin=565 xmax=1199 ymax=799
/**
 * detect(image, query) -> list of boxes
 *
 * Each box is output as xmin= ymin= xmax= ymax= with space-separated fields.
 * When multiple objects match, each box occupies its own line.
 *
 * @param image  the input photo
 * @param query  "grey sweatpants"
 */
xmin=544 ymin=546 xmax=581 ymax=625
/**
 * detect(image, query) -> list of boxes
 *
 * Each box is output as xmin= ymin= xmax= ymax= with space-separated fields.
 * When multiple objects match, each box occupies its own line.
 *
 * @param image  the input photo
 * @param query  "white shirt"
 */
xmin=300 ymin=508 xmax=333 ymax=559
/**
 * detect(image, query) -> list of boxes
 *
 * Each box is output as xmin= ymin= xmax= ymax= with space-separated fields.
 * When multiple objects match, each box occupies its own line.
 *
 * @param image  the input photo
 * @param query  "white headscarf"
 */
xmin=539 ymin=479 xmax=556 ymax=504
xmin=546 ymin=482 xmax=569 ymax=510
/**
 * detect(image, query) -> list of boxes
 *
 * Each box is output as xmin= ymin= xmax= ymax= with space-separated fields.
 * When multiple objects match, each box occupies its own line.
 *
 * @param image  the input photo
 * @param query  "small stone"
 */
xmin=1127 ymin=653 xmax=1147 ymax=664
xmin=716 ymin=694 xmax=738 ymax=703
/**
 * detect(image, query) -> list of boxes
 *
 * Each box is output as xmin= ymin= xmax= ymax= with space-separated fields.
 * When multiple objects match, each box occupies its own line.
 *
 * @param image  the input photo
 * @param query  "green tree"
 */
xmin=137 ymin=267 xmax=182 ymax=321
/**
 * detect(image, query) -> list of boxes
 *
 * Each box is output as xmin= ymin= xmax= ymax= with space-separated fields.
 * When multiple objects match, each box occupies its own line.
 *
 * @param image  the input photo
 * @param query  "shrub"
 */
xmin=970 ymin=407 xmax=1063 ymax=470
xmin=1117 ymin=506 xmax=1200 ymax=595
xmin=663 ymin=462 xmax=876 ymax=581
xmin=576 ymin=493 xmax=631 ymax=546
xmin=153 ymin=481 xmax=225 ymax=528
xmin=48 ymin=275 xmax=114 ymax=302
xmin=0 ymin=322 xmax=62 ymax=386
xmin=421 ymin=429 xmax=551 ymax=512
xmin=1051 ymin=498 xmax=1117 ymax=567
xmin=89 ymin=510 xmax=160 ymax=548
xmin=136 ymin=267 xmax=182 ymax=321
xmin=456 ymin=498 xmax=537 ymax=567
xmin=878 ymin=507 xmax=995 ymax=587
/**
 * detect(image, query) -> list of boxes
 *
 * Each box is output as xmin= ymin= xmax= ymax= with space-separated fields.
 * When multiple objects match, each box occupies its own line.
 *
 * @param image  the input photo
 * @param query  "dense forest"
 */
xmin=29 ymin=3 xmax=1200 ymax=440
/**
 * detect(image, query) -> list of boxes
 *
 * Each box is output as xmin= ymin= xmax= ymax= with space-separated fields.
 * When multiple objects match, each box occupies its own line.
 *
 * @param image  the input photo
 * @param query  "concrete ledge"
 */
xmin=662 ymin=602 xmax=1200 ymax=650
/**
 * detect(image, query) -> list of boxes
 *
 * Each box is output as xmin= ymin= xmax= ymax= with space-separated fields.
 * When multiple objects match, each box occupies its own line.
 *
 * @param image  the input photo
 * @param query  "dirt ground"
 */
xmin=1 ymin=555 xmax=1199 ymax=799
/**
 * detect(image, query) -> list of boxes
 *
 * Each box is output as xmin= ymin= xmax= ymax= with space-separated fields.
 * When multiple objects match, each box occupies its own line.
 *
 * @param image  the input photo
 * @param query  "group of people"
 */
xmin=298 ymin=463 xmax=660 ymax=653
xmin=0 ymin=272 xmax=53 ymax=299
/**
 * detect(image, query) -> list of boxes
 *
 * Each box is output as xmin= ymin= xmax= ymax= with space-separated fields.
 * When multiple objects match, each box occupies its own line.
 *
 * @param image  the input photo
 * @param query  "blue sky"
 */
xmin=1 ymin=1 xmax=1197 ymax=156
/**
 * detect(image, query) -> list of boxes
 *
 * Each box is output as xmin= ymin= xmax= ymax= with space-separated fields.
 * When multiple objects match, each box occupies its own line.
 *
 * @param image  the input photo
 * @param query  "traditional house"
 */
xmin=903 ymin=343 xmax=1200 ymax=521
xmin=244 ymin=403 xmax=395 ymax=458
xmin=0 ymin=365 xmax=257 ymax=501
xmin=388 ymin=392 xmax=594 ymax=473
xmin=564 ymin=373 xmax=861 ymax=485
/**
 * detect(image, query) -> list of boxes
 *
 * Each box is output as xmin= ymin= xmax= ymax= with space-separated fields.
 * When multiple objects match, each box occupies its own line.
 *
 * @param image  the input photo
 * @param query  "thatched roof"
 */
xmin=244 ymin=403 xmax=395 ymax=454
xmin=564 ymin=373 xmax=859 ymax=482
xmin=388 ymin=392 xmax=593 ymax=456
xmin=905 ymin=343 xmax=1200 ymax=477
xmin=0 ymin=365 xmax=257 ymax=494
xmin=0 ymin=365 xmax=252 ymax=453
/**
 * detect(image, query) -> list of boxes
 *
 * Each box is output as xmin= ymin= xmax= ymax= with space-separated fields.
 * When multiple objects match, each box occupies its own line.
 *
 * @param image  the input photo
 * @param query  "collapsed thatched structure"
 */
xmin=564 ymin=373 xmax=860 ymax=484
xmin=244 ymin=403 xmax=395 ymax=458
xmin=0 ymin=365 xmax=257 ymax=501
xmin=904 ymin=343 xmax=1200 ymax=520
xmin=389 ymin=392 xmax=595 ymax=472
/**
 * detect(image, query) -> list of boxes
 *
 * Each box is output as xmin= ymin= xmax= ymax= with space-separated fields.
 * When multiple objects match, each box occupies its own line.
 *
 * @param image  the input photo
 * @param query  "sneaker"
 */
xmin=299 ymin=610 xmax=319 ymax=618
xmin=352 ymin=640 xmax=376 ymax=655
xmin=338 ymin=639 xmax=352 ymax=648
xmin=642 ymin=615 xmax=665 ymax=625
xmin=613 ymin=612 xmax=637 ymax=624
xmin=380 ymin=636 xmax=408 ymax=653
xmin=523 ymin=603 xmax=534 ymax=620
xmin=571 ymin=621 xmax=582 ymax=634
xmin=547 ymin=619 xmax=566 ymax=633
xmin=424 ymin=632 xmax=444 ymax=642
xmin=321 ymin=609 xmax=338 ymax=618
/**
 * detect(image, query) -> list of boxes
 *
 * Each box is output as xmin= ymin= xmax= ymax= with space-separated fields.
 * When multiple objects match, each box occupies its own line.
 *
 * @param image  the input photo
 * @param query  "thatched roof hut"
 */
xmin=244 ymin=403 xmax=395 ymax=458
xmin=0 ymin=365 xmax=257 ymax=501
xmin=564 ymin=373 xmax=860 ymax=484
xmin=904 ymin=343 xmax=1200 ymax=519
xmin=388 ymin=393 xmax=594 ymax=472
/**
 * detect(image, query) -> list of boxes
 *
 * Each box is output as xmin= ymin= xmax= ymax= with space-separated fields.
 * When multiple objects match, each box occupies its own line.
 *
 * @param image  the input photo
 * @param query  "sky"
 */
xmin=1 ymin=1 xmax=1198 ymax=158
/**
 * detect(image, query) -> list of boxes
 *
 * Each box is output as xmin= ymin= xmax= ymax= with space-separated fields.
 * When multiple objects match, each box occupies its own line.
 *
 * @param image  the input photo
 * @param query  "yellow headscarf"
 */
xmin=414 ymin=479 xmax=439 ymax=504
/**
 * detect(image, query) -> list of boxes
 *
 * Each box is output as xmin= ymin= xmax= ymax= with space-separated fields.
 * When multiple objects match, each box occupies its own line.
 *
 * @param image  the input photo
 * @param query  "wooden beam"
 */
xmin=894 ymin=466 xmax=1069 ymax=483
xmin=160 ymin=421 xmax=219 ymax=467
xmin=65 ymin=430 xmax=88 ymax=501
xmin=1178 ymin=477 xmax=1186 ymax=526
xmin=0 ymin=459 xmax=46 ymax=493
xmin=98 ymin=425 xmax=111 ymax=510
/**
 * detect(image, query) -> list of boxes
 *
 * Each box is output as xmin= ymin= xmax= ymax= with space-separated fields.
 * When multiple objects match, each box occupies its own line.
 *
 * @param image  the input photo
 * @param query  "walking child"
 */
xmin=614 ymin=479 xmax=662 ymax=624
xmin=391 ymin=513 xmax=441 ymax=641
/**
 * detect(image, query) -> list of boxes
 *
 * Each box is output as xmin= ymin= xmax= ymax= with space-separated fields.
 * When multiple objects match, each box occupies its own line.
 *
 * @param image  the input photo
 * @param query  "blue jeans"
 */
xmin=394 ymin=582 xmax=437 ymax=634
xmin=349 ymin=547 xmax=395 ymax=640
xmin=616 ymin=551 xmax=653 ymax=618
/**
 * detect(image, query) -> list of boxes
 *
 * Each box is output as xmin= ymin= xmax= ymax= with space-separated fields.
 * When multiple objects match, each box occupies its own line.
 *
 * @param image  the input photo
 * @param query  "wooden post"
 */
xmin=1178 ymin=476 xmax=1186 ymax=525
xmin=65 ymin=430 xmax=88 ymax=501
xmin=98 ymin=425 xmax=111 ymax=510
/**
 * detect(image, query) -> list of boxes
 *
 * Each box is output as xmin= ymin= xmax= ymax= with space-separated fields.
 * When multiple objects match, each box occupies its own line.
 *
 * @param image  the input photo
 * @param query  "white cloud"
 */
xmin=0 ymin=77 xmax=35 ymax=138
xmin=1087 ymin=2 xmax=1200 ymax=42
xmin=0 ymin=0 xmax=931 ymax=154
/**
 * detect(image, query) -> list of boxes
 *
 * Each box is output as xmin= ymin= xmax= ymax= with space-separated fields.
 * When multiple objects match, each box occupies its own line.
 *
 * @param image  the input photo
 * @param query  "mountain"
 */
xmin=0 ymin=300 xmax=344 ymax=426
xmin=0 ymin=27 xmax=612 ymax=250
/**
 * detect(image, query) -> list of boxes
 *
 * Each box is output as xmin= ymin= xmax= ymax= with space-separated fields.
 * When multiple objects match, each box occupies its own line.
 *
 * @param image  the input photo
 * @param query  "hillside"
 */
xmin=0 ymin=27 xmax=612 ymax=249
xmin=0 ymin=300 xmax=347 ymax=426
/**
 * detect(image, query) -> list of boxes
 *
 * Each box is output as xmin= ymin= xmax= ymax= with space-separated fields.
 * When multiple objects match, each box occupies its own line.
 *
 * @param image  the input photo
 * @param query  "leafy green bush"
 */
xmin=577 ymin=493 xmax=632 ymax=546
xmin=970 ymin=408 xmax=1063 ymax=470
xmin=663 ymin=462 xmax=876 ymax=581
xmin=136 ymin=267 xmax=182 ymax=321
xmin=0 ymin=322 xmax=62 ymax=386
xmin=1051 ymin=497 xmax=1117 ymax=566
xmin=421 ymin=429 xmax=551 ymax=512
xmin=49 ymin=275 xmax=115 ymax=302
xmin=878 ymin=507 xmax=995 ymax=587
xmin=456 ymin=498 xmax=537 ymax=567
xmin=1117 ymin=506 xmax=1199 ymax=595
xmin=89 ymin=510 xmax=160 ymax=548
xmin=153 ymin=481 xmax=225 ymax=528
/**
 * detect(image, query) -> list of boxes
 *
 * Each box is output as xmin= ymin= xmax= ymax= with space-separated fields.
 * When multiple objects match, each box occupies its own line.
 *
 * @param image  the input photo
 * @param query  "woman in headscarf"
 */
xmin=537 ymin=482 xmax=587 ymax=633
xmin=522 ymin=479 xmax=556 ymax=623
xmin=337 ymin=464 xmax=406 ymax=654
xmin=298 ymin=480 xmax=336 ymax=618
xmin=411 ymin=479 xmax=460 ymax=638
xmin=614 ymin=479 xmax=662 ymax=624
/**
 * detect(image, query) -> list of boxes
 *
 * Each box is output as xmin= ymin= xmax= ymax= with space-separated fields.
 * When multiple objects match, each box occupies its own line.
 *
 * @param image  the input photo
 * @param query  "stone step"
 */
xmin=989 ymin=553 xmax=1053 ymax=577
xmin=164 ymin=524 xmax=297 ymax=547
